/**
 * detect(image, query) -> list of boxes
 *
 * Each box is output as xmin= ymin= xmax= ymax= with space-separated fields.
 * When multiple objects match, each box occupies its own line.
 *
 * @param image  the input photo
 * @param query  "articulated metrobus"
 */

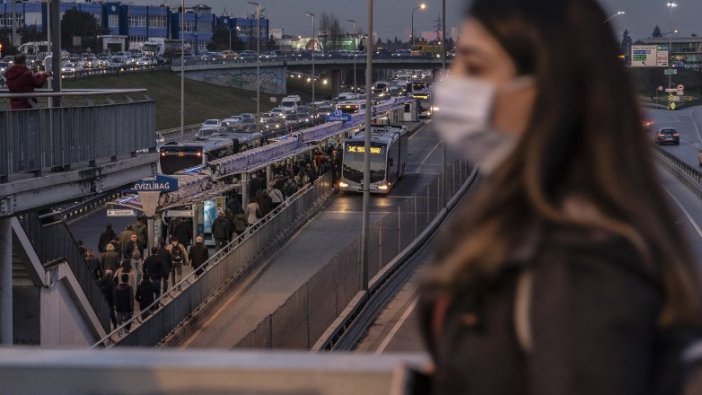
xmin=338 ymin=125 xmax=409 ymax=194
xmin=158 ymin=132 xmax=263 ymax=175
xmin=335 ymin=100 xmax=367 ymax=114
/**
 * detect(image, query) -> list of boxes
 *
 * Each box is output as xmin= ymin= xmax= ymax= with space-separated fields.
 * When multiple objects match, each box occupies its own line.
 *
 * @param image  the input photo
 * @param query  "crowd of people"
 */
xmin=76 ymin=145 xmax=340 ymax=334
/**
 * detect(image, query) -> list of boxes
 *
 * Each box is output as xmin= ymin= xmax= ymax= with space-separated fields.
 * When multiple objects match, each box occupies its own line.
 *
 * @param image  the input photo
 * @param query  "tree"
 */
xmin=208 ymin=25 xmax=244 ymax=51
xmin=61 ymin=9 xmax=107 ymax=52
xmin=652 ymin=25 xmax=663 ymax=38
xmin=20 ymin=26 xmax=44 ymax=43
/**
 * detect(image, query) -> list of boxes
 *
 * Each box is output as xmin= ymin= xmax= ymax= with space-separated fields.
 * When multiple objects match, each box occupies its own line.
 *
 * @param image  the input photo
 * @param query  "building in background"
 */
xmin=216 ymin=16 xmax=269 ymax=50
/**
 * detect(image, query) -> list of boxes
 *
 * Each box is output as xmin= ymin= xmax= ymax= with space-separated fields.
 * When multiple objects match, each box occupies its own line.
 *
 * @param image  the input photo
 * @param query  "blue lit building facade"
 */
xmin=217 ymin=16 xmax=270 ymax=49
xmin=0 ymin=2 xmax=268 ymax=54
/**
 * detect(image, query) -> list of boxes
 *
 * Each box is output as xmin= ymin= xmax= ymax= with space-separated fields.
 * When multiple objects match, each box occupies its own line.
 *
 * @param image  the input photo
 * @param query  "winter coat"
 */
xmin=227 ymin=196 xmax=243 ymax=215
xmin=131 ymin=220 xmax=147 ymax=247
xmin=4 ymin=64 xmax=48 ymax=109
xmin=143 ymin=255 xmax=165 ymax=280
xmin=157 ymin=246 xmax=172 ymax=273
xmin=99 ymin=251 xmax=120 ymax=273
xmin=269 ymin=188 xmax=284 ymax=205
xmin=166 ymin=243 xmax=189 ymax=267
xmin=118 ymin=230 xmax=133 ymax=251
xmin=114 ymin=283 xmax=134 ymax=313
xmin=114 ymin=267 xmax=137 ymax=297
xmin=234 ymin=213 xmax=248 ymax=234
xmin=189 ymin=242 xmax=209 ymax=270
xmin=135 ymin=280 xmax=159 ymax=310
xmin=174 ymin=221 xmax=193 ymax=246
xmin=100 ymin=275 xmax=115 ymax=306
xmin=420 ymin=224 xmax=696 ymax=395
xmin=98 ymin=229 xmax=116 ymax=253
xmin=212 ymin=215 xmax=232 ymax=240
xmin=123 ymin=241 xmax=143 ymax=261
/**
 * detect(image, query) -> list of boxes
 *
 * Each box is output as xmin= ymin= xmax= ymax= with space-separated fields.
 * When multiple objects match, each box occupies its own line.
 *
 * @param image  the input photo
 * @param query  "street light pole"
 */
xmin=603 ymin=10 xmax=625 ymax=23
xmin=411 ymin=3 xmax=427 ymax=47
xmin=180 ymin=0 xmax=185 ymax=140
xmin=306 ymin=12 xmax=316 ymax=103
xmin=667 ymin=2 xmax=678 ymax=88
xmin=348 ymin=19 xmax=357 ymax=93
xmin=441 ymin=0 xmax=447 ymax=207
xmin=249 ymin=1 xmax=261 ymax=115
xmin=361 ymin=0 xmax=374 ymax=292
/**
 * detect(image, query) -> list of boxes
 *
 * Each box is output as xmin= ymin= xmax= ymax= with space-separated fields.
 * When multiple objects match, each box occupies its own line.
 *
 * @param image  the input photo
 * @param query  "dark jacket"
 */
xmin=98 ymin=229 xmax=116 ymax=253
xmin=135 ymin=279 xmax=159 ymax=310
xmin=123 ymin=241 xmax=143 ymax=260
xmin=4 ymin=64 xmax=48 ymax=109
xmin=189 ymin=242 xmax=209 ymax=270
xmin=421 ymin=226 xmax=693 ymax=395
xmin=100 ymin=275 xmax=115 ymax=306
xmin=212 ymin=215 xmax=232 ymax=240
xmin=99 ymin=251 xmax=120 ymax=273
xmin=157 ymin=246 xmax=172 ymax=273
xmin=227 ymin=196 xmax=243 ymax=215
xmin=85 ymin=255 xmax=102 ymax=280
xmin=114 ymin=283 xmax=134 ymax=313
xmin=143 ymin=255 xmax=165 ymax=280
xmin=174 ymin=221 xmax=193 ymax=246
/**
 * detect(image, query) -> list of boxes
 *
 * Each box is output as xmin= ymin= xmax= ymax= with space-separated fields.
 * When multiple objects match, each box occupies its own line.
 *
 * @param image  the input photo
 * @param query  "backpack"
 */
xmin=234 ymin=213 xmax=247 ymax=233
xmin=171 ymin=245 xmax=183 ymax=264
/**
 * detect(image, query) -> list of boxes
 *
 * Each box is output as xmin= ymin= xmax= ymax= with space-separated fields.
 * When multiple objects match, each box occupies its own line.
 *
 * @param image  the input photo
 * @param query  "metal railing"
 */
xmin=0 ymin=89 xmax=155 ymax=181
xmin=93 ymin=172 xmax=333 ymax=348
xmin=654 ymin=145 xmax=702 ymax=199
xmin=235 ymin=159 xmax=473 ymax=350
xmin=17 ymin=212 xmax=111 ymax=332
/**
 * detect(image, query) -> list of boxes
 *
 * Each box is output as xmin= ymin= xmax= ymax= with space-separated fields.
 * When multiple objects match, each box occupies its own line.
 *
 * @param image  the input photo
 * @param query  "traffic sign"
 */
xmin=325 ymin=110 xmax=353 ymax=123
xmin=670 ymin=102 xmax=677 ymax=111
xmin=126 ymin=175 xmax=179 ymax=193
xmin=664 ymin=68 xmax=678 ymax=75
xmin=107 ymin=209 xmax=137 ymax=217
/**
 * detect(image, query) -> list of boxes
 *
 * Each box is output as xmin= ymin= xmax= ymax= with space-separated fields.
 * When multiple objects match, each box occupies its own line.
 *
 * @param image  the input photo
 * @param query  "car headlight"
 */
xmin=378 ymin=185 xmax=389 ymax=190
xmin=339 ymin=182 xmax=349 ymax=188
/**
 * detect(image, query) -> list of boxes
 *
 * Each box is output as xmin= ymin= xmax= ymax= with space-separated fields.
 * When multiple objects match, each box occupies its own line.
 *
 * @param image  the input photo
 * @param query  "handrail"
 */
xmin=92 ymin=172 xmax=333 ymax=348
xmin=0 ymin=88 xmax=148 ymax=99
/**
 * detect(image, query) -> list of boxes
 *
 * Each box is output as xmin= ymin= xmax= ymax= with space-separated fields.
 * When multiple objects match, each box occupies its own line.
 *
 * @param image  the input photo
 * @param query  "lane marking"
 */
xmin=663 ymin=188 xmax=702 ymax=240
xmin=416 ymin=141 xmax=442 ymax=172
xmin=684 ymin=110 xmax=702 ymax=145
xmin=375 ymin=297 xmax=419 ymax=354
xmin=409 ymin=120 xmax=431 ymax=140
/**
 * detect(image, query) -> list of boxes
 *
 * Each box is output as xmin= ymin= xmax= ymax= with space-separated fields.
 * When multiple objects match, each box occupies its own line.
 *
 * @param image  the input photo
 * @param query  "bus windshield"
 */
xmin=343 ymin=143 xmax=386 ymax=183
xmin=159 ymin=146 xmax=204 ymax=175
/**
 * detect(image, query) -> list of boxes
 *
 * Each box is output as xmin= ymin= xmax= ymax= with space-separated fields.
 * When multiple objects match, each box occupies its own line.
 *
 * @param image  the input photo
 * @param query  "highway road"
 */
xmin=356 ymin=107 xmax=702 ymax=355
xmin=179 ymin=121 xmax=455 ymax=349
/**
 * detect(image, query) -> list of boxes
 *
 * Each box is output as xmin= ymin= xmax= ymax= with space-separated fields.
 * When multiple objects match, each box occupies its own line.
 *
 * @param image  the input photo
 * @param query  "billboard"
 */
xmin=631 ymin=45 xmax=669 ymax=67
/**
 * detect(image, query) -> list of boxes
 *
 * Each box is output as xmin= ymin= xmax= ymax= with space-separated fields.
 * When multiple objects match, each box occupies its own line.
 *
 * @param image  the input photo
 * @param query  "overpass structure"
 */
xmin=172 ymin=57 xmax=452 ymax=95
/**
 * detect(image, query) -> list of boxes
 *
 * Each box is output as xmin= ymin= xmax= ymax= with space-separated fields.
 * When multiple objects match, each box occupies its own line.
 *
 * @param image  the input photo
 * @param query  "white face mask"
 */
xmin=433 ymin=74 xmax=534 ymax=174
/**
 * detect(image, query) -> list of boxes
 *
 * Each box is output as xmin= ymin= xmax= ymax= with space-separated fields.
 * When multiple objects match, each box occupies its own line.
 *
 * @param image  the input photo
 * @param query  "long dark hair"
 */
xmin=429 ymin=0 xmax=701 ymax=326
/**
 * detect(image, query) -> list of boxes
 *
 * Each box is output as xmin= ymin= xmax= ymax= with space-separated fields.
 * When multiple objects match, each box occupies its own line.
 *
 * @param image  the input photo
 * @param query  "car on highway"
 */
xmin=239 ymin=50 xmax=257 ymax=62
xmin=655 ymin=128 xmax=680 ymax=145
xmin=284 ymin=113 xmax=302 ymax=127
xmin=61 ymin=62 xmax=82 ymax=75
xmin=221 ymin=50 xmax=239 ymax=60
xmin=260 ymin=51 xmax=279 ymax=61
xmin=392 ymin=49 xmax=411 ymax=58
xmin=238 ymin=113 xmax=256 ymax=124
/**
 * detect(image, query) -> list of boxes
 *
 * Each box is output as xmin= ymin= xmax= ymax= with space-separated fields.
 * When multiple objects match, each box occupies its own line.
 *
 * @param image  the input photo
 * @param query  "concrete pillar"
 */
xmin=241 ymin=173 xmax=249 ymax=208
xmin=0 ymin=218 xmax=12 ymax=345
xmin=266 ymin=165 xmax=272 ymax=188
xmin=331 ymin=69 xmax=343 ymax=98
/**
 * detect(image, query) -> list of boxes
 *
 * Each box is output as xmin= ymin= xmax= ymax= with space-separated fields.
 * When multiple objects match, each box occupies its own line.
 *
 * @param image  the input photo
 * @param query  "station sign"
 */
xmin=107 ymin=209 xmax=137 ymax=217
xmin=326 ymin=110 xmax=353 ymax=123
xmin=165 ymin=210 xmax=194 ymax=218
xmin=664 ymin=68 xmax=678 ymax=75
xmin=126 ymin=175 xmax=179 ymax=193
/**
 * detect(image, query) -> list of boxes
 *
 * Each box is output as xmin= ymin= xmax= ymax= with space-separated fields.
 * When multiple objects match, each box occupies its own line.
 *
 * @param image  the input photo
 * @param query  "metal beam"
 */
xmin=0 ymin=154 xmax=156 ymax=217
xmin=0 ymin=218 xmax=11 ymax=345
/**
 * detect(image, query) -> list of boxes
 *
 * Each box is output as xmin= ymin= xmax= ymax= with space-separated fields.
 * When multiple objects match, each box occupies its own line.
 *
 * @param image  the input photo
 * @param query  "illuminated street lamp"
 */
xmin=603 ymin=10 xmax=625 ymax=23
xmin=248 ymin=1 xmax=261 ymax=115
xmin=411 ymin=3 xmax=427 ymax=46
xmin=666 ymin=2 xmax=678 ymax=87
xmin=348 ymin=19 xmax=358 ymax=92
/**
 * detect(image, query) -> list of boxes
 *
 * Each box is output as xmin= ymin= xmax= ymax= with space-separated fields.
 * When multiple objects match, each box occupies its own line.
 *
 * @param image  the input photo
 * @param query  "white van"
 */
xmin=280 ymin=95 xmax=302 ymax=110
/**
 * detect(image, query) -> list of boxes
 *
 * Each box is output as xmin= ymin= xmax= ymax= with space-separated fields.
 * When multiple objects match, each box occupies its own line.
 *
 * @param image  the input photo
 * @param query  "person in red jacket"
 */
xmin=4 ymin=53 xmax=49 ymax=110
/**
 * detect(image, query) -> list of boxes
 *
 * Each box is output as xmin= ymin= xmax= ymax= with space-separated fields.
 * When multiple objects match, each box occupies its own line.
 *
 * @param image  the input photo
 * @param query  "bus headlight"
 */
xmin=378 ymin=185 xmax=388 ymax=190
xmin=339 ymin=182 xmax=349 ymax=188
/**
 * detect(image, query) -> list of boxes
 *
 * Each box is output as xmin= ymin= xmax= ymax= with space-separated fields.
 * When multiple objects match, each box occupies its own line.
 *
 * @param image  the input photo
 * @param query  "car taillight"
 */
xmin=674 ymin=133 xmax=680 ymax=137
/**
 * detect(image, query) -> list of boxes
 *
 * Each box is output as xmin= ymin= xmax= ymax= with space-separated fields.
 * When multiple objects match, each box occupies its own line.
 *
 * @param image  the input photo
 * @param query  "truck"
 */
xmin=142 ymin=38 xmax=191 ymax=60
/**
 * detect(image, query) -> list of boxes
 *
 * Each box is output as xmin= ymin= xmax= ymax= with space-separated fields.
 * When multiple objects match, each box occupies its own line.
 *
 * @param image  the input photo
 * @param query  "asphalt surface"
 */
xmin=180 ymin=121 xmax=453 ymax=349
xmin=359 ymin=107 xmax=702 ymax=354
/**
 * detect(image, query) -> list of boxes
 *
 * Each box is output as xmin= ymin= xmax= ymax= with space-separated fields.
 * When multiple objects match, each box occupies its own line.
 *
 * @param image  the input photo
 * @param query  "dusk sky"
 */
xmin=147 ymin=0 xmax=702 ymax=42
